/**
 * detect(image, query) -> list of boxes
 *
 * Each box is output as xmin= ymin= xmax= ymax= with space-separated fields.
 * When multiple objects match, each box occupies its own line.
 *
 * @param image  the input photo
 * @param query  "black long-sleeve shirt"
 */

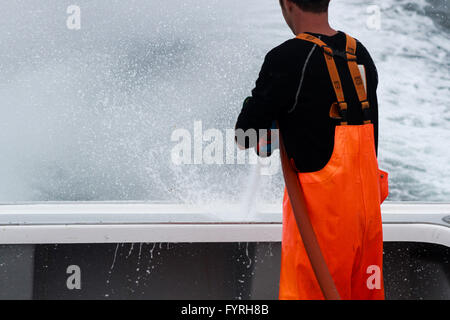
xmin=235 ymin=31 xmax=379 ymax=172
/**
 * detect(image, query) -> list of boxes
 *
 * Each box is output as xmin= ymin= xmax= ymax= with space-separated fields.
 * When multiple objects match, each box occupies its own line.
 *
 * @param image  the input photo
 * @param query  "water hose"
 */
xmin=279 ymin=130 xmax=341 ymax=300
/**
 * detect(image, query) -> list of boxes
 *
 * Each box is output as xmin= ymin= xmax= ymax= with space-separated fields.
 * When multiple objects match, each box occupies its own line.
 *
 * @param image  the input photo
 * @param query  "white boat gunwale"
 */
xmin=0 ymin=202 xmax=448 ymax=246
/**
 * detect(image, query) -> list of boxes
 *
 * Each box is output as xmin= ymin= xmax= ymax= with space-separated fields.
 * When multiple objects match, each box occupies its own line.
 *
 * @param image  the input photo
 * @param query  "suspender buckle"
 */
xmin=338 ymin=102 xmax=348 ymax=122
xmin=362 ymin=101 xmax=372 ymax=122
xmin=323 ymin=46 xmax=357 ymax=62
xmin=361 ymin=100 xmax=370 ymax=110
xmin=322 ymin=46 xmax=334 ymax=57
xmin=338 ymin=102 xmax=348 ymax=111
xmin=344 ymin=51 xmax=357 ymax=62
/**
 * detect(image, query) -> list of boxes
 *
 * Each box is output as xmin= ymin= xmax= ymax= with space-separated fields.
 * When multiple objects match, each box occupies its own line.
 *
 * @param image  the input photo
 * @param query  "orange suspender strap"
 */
xmin=345 ymin=34 xmax=371 ymax=124
xmin=296 ymin=33 xmax=372 ymax=125
xmin=296 ymin=33 xmax=348 ymax=125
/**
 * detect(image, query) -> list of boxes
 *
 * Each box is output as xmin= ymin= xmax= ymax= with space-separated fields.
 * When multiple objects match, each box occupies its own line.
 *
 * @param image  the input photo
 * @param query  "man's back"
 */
xmin=235 ymin=31 xmax=379 ymax=172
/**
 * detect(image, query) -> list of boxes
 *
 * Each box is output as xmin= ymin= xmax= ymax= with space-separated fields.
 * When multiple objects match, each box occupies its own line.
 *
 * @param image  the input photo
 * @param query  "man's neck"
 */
xmin=292 ymin=12 xmax=336 ymax=36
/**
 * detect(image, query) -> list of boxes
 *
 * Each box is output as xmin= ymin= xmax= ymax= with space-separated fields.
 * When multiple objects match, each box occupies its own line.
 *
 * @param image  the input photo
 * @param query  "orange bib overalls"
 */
xmin=279 ymin=33 xmax=389 ymax=300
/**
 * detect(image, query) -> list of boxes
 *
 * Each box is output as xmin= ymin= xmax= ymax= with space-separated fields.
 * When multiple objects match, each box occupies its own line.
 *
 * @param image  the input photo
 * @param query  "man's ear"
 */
xmin=280 ymin=0 xmax=292 ymax=10
xmin=285 ymin=0 xmax=296 ymax=13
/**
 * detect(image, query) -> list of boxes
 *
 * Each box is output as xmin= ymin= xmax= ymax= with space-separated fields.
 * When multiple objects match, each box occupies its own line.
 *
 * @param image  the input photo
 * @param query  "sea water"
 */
xmin=0 ymin=0 xmax=448 ymax=206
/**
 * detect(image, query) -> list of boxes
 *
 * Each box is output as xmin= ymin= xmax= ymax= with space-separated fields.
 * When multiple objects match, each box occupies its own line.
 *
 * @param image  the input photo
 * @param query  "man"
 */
xmin=235 ymin=0 xmax=386 ymax=300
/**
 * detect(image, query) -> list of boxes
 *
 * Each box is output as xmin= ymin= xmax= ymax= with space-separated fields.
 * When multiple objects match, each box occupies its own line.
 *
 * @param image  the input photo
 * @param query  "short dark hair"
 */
xmin=281 ymin=0 xmax=331 ymax=13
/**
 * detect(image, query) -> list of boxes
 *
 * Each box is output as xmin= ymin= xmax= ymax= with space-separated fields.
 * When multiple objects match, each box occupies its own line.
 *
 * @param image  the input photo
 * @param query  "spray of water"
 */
xmin=239 ymin=161 xmax=262 ymax=219
xmin=0 ymin=0 xmax=449 ymax=206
